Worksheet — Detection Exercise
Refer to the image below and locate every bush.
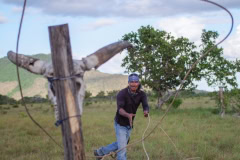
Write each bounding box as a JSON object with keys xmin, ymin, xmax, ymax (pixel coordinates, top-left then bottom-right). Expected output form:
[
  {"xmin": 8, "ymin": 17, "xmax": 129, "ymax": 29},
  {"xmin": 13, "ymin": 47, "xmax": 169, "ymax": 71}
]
[
  {"xmin": 3, "ymin": 106, "xmax": 10, "ymax": 110},
  {"xmin": 18, "ymin": 95, "xmax": 50, "ymax": 104},
  {"xmin": 12, "ymin": 104, "xmax": 19, "ymax": 108},
  {"xmin": 95, "ymin": 91, "xmax": 105, "ymax": 98},
  {"xmin": 85, "ymin": 90, "xmax": 92, "ymax": 99},
  {"xmin": 84, "ymin": 101, "xmax": 92, "ymax": 106},
  {"xmin": 0, "ymin": 94, "xmax": 17, "ymax": 105},
  {"xmin": 0, "ymin": 110, "xmax": 7, "ymax": 115},
  {"xmin": 166, "ymin": 97, "xmax": 183, "ymax": 109},
  {"xmin": 210, "ymin": 88, "xmax": 240, "ymax": 114}
]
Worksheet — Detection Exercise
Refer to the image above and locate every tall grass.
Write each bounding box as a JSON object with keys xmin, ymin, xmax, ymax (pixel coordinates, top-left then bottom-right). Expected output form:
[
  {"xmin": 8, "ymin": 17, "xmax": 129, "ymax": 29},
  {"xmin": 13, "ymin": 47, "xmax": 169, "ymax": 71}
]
[{"xmin": 0, "ymin": 98, "xmax": 240, "ymax": 160}]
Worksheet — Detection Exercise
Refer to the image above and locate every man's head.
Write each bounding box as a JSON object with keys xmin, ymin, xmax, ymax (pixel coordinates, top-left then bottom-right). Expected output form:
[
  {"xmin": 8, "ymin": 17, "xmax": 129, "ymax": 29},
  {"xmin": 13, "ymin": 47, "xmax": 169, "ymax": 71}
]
[{"xmin": 128, "ymin": 73, "xmax": 140, "ymax": 92}]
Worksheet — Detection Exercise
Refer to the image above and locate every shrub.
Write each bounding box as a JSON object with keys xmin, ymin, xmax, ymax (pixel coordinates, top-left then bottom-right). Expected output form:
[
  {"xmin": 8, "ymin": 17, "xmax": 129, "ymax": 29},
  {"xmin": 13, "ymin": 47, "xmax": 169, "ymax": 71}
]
[
  {"xmin": 3, "ymin": 106, "xmax": 10, "ymax": 110},
  {"xmin": 12, "ymin": 104, "xmax": 19, "ymax": 108},
  {"xmin": 0, "ymin": 110, "xmax": 7, "ymax": 115},
  {"xmin": 0, "ymin": 94, "xmax": 17, "ymax": 105},
  {"xmin": 85, "ymin": 101, "xmax": 92, "ymax": 106},
  {"xmin": 166, "ymin": 97, "xmax": 183, "ymax": 109},
  {"xmin": 85, "ymin": 90, "xmax": 92, "ymax": 99},
  {"xmin": 210, "ymin": 88, "xmax": 240, "ymax": 114},
  {"xmin": 95, "ymin": 91, "xmax": 105, "ymax": 98}
]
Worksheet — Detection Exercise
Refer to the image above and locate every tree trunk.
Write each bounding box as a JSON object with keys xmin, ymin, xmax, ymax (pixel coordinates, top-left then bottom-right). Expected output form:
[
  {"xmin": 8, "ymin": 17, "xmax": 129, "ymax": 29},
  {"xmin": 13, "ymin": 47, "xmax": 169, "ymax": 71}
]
[
  {"xmin": 155, "ymin": 90, "xmax": 176, "ymax": 109},
  {"xmin": 156, "ymin": 91, "xmax": 162, "ymax": 109}
]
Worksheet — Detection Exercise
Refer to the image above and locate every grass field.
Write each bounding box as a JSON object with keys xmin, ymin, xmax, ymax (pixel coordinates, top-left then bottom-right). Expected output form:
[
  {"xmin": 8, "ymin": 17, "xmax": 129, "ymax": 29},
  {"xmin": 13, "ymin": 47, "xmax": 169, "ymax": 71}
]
[{"xmin": 0, "ymin": 97, "xmax": 240, "ymax": 160}]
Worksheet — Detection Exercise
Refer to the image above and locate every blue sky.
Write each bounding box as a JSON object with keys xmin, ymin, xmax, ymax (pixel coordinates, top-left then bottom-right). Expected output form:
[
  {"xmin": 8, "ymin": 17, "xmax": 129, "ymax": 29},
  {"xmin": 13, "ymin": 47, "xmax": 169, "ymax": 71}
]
[{"xmin": 0, "ymin": 0, "xmax": 240, "ymax": 91}]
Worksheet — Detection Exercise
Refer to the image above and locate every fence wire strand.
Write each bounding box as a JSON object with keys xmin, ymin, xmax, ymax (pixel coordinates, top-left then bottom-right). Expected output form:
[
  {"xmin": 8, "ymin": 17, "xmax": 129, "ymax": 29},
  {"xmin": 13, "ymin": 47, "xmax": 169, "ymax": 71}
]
[{"xmin": 15, "ymin": 0, "xmax": 63, "ymax": 149}]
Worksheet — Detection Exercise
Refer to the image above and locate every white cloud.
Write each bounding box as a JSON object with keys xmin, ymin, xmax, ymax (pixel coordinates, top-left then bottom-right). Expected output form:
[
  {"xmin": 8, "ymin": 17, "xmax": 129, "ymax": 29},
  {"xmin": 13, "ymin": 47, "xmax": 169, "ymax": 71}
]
[
  {"xmin": 0, "ymin": 14, "xmax": 7, "ymax": 23},
  {"xmin": 156, "ymin": 16, "xmax": 205, "ymax": 43},
  {"xmin": 12, "ymin": 6, "xmax": 41, "ymax": 14},
  {"xmin": 222, "ymin": 25, "xmax": 240, "ymax": 59},
  {"xmin": 2, "ymin": 0, "xmax": 240, "ymax": 18},
  {"xmin": 97, "ymin": 51, "xmax": 127, "ymax": 74},
  {"xmin": 83, "ymin": 18, "xmax": 117, "ymax": 30}
]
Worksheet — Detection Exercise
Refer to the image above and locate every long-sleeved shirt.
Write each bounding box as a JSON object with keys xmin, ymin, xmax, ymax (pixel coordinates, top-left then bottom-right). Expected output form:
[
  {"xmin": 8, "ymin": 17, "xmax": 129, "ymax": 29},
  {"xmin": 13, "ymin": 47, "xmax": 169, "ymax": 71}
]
[{"xmin": 114, "ymin": 87, "xmax": 149, "ymax": 126}]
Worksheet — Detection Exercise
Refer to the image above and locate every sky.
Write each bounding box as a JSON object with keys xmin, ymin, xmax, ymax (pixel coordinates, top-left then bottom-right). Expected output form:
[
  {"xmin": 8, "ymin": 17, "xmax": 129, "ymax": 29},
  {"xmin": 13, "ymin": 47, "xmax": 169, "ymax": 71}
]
[{"xmin": 0, "ymin": 0, "xmax": 240, "ymax": 91}]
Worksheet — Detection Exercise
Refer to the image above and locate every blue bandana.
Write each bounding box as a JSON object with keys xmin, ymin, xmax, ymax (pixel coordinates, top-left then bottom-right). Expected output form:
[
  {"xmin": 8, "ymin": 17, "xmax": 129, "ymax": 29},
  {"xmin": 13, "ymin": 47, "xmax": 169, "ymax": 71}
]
[{"xmin": 128, "ymin": 73, "xmax": 139, "ymax": 82}]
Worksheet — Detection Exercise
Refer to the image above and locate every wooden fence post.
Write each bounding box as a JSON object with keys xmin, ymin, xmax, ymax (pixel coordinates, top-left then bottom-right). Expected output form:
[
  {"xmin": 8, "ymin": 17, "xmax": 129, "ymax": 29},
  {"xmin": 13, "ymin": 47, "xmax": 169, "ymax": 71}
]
[
  {"xmin": 48, "ymin": 24, "xmax": 86, "ymax": 160},
  {"xmin": 219, "ymin": 86, "xmax": 225, "ymax": 118}
]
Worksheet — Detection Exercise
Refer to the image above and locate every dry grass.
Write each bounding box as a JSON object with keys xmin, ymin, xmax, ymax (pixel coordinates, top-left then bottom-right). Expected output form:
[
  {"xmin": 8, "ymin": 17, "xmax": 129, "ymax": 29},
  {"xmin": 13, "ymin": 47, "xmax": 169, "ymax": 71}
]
[{"xmin": 0, "ymin": 98, "xmax": 240, "ymax": 160}]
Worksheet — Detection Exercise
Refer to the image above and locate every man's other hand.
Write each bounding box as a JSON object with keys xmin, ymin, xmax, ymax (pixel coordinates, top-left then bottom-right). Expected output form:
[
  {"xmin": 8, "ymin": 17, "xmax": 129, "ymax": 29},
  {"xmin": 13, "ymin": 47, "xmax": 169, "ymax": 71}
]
[
  {"xmin": 127, "ymin": 113, "xmax": 136, "ymax": 127},
  {"xmin": 144, "ymin": 110, "xmax": 149, "ymax": 117}
]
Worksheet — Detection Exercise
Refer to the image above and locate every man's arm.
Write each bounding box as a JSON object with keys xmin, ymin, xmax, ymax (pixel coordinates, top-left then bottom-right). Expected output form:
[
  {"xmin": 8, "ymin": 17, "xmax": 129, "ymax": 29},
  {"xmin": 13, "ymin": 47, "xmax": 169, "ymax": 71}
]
[
  {"xmin": 119, "ymin": 108, "xmax": 135, "ymax": 127},
  {"xmin": 142, "ymin": 92, "xmax": 150, "ymax": 117}
]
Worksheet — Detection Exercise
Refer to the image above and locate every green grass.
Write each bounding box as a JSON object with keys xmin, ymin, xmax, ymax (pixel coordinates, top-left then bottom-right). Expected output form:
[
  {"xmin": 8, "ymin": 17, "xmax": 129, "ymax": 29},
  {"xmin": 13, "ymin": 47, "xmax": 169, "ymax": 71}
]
[{"xmin": 0, "ymin": 98, "xmax": 240, "ymax": 160}]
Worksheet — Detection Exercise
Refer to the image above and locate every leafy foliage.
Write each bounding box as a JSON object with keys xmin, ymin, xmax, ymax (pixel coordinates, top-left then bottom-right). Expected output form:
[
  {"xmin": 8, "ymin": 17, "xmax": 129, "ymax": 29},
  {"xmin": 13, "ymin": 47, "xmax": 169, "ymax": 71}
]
[
  {"xmin": 199, "ymin": 30, "xmax": 240, "ymax": 88},
  {"xmin": 106, "ymin": 90, "xmax": 119, "ymax": 98},
  {"xmin": 211, "ymin": 88, "xmax": 240, "ymax": 114},
  {"xmin": 122, "ymin": 25, "xmax": 199, "ymax": 92},
  {"xmin": 18, "ymin": 95, "xmax": 50, "ymax": 104},
  {"xmin": 166, "ymin": 97, "xmax": 183, "ymax": 109},
  {"xmin": 95, "ymin": 91, "xmax": 105, "ymax": 98},
  {"xmin": 122, "ymin": 26, "xmax": 239, "ymax": 108},
  {"xmin": 85, "ymin": 90, "xmax": 92, "ymax": 99},
  {"xmin": 0, "ymin": 94, "xmax": 17, "ymax": 105}
]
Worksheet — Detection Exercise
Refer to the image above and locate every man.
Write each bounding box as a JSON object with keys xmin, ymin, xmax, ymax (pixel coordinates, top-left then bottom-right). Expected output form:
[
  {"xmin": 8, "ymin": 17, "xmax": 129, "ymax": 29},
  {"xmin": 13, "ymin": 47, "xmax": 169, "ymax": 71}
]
[{"xmin": 94, "ymin": 73, "xmax": 149, "ymax": 160}]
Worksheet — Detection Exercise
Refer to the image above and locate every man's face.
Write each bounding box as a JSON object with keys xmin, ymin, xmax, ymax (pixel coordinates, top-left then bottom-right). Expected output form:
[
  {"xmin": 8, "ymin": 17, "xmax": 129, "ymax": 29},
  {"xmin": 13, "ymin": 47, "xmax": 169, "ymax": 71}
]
[{"xmin": 128, "ymin": 81, "xmax": 140, "ymax": 92}]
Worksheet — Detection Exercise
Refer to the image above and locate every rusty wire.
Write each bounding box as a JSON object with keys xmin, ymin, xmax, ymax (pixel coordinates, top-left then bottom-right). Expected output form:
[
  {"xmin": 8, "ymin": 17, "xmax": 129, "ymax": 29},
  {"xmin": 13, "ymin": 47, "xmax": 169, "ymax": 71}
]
[{"xmin": 15, "ymin": 0, "xmax": 63, "ymax": 149}]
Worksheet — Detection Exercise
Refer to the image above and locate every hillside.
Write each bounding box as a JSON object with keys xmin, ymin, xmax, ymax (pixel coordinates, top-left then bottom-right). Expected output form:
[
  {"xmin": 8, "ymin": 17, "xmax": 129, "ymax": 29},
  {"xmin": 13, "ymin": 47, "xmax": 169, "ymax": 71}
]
[{"xmin": 0, "ymin": 54, "xmax": 128, "ymax": 99}]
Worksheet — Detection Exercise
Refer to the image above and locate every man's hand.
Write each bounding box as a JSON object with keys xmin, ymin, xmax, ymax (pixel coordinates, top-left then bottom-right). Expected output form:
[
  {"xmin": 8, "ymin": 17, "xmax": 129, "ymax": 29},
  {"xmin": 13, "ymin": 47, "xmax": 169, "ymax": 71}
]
[
  {"xmin": 127, "ymin": 113, "xmax": 136, "ymax": 127},
  {"xmin": 144, "ymin": 110, "xmax": 149, "ymax": 117},
  {"xmin": 119, "ymin": 108, "xmax": 135, "ymax": 127}
]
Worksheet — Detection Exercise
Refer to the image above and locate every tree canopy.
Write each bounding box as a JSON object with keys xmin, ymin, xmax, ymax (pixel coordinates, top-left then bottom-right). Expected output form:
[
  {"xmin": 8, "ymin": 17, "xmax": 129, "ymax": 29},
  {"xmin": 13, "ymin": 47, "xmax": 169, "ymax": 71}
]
[{"xmin": 122, "ymin": 25, "xmax": 239, "ymax": 108}]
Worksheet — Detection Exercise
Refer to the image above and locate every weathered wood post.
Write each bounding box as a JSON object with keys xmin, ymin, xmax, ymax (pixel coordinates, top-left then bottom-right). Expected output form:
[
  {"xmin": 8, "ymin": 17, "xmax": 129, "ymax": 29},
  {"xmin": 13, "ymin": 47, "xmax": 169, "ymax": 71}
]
[
  {"xmin": 219, "ymin": 86, "xmax": 225, "ymax": 117},
  {"xmin": 48, "ymin": 24, "xmax": 86, "ymax": 160}
]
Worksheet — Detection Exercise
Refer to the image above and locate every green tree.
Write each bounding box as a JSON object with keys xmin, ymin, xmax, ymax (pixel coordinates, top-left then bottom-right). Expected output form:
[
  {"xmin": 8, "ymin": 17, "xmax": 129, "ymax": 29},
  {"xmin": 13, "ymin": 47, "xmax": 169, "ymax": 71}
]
[
  {"xmin": 107, "ymin": 90, "xmax": 119, "ymax": 100},
  {"xmin": 211, "ymin": 88, "xmax": 240, "ymax": 115},
  {"xmin": 85, "ymin": 90, "xmax": 92, "ymax": 99},
  {"xmin": 95, "ymin": 91, "xmax": 105, "ymax": 98},
  {"xmin": 226, "ymin": 89, "xmax": 240, "ymax": 114},
  {"xmin": 166, "ymin": 97, "xmax": 182, "ymax": 109},
  {"xmin": 122, "ymin": 25, "xmax": 199, "ymax": 108},
  {"xmin": 122, "ymin": 26, "xmax": 239, "ymax": 109},
  {"xmin": 199, "ymin": 30, "xmax": 240, "ymax": 88}
]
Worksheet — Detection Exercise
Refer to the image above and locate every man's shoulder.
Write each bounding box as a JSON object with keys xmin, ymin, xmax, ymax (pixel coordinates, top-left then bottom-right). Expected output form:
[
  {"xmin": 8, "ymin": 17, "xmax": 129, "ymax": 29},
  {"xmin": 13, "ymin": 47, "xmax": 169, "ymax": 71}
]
[
  {"xmin": 121, "ymin": 87, "xmax": 128, "ymax": 92},
  {"xmin": 118, "ymin": 87, "xmax": 128, "ymax": 95},
  {"xmin": 138, "ymin": 88, "xmax": 146, "ymax": 94}
]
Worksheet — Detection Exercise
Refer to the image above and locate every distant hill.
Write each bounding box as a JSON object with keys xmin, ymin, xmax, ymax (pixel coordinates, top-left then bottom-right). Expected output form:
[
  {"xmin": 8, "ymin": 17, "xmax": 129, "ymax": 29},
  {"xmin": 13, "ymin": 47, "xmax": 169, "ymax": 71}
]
[{"xmin": 0, "ymin": 54, "xmax": 128, "ymax": 99}]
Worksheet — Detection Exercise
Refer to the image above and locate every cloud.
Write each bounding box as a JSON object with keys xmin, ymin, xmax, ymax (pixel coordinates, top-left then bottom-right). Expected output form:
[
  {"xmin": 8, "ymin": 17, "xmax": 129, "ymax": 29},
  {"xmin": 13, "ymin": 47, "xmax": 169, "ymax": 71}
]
[
  {"xmin": 2, "ymin": 0, "xmax": 239, "ymax": 18},
  {"xmin": 83, "ymin": 18, "xmax": 117, "ymax": 30},
  {"xmin": 0, "ymin": 14, "xmax": 7, "ymax": 23},
  {"xmin": 156, "ymin": 16, "xmax": 240, "ymax": 59},
  {"xmin": 11, "ymin": 6, "xmax": 41, "ymax": 14},
  {"xmin": 97, "ymin": 51, "xmax": 127, "ymax": 74},
  {"xmin": 222, "ymin": 25, "xmax": 240, "ymax": 59},
  {"xmin": 157, "ymin": 16, "xmax": 205, "ymax": 43}
]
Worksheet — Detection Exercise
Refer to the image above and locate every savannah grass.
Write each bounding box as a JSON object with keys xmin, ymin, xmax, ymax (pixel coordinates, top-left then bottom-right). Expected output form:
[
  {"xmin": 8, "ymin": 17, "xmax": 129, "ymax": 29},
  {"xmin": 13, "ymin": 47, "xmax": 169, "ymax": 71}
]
[{"xmin": 0, "ymin": 97, "xmax": 240, "ymax": 160}]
